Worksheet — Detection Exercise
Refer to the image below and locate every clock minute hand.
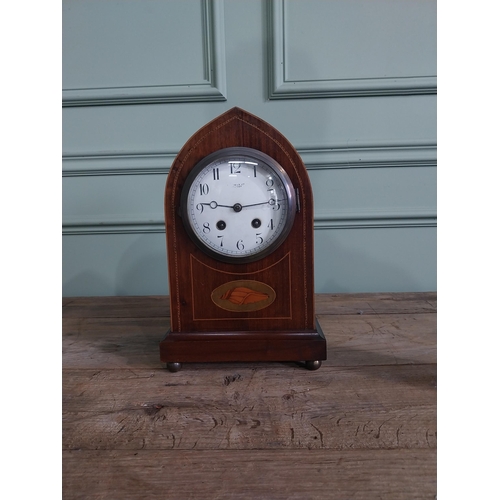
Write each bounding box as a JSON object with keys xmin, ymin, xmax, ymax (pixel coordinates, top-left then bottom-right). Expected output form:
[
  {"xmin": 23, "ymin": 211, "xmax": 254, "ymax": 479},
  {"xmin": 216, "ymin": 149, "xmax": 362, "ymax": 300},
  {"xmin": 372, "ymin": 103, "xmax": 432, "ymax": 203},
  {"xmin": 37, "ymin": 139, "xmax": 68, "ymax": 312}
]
[
  {"xmin": 241, "ymin": 198, "xmax": 284, "ymax": 208},
  {"xmin": 198, "ymin": 199, "xmax": 285, "ymax": 212},
  {"xmin": 200, "ymin": 201, "xmax": 274, "ymax": 212}
]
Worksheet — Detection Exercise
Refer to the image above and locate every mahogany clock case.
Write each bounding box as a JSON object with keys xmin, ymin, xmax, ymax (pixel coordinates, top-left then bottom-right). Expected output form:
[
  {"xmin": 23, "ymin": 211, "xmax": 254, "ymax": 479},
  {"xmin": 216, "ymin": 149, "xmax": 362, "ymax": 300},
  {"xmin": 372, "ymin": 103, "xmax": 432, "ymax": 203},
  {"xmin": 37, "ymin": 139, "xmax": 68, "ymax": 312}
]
[{"xmin": 160, "ymin": 107, "xmax": 326, "ymax": 367}]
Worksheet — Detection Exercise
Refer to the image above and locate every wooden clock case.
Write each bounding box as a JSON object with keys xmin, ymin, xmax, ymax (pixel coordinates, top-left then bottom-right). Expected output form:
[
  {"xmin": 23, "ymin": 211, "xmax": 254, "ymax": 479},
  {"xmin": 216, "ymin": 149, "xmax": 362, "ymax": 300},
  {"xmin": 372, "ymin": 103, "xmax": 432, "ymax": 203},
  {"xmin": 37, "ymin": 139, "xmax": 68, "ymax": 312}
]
[{"xmin": 159, "ymin": 107, "xmax": 326, "ymax": 369}]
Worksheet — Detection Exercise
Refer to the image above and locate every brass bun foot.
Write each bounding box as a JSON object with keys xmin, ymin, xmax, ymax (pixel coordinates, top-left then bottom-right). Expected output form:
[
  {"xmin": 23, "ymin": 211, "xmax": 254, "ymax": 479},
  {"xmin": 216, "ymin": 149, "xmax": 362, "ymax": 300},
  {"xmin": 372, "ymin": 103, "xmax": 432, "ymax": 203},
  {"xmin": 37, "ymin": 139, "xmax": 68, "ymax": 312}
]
[
  {"xmin": 166, "ymin": 362, "xmax": 182, "ymax": 372},
  {"xmin": 305, "ymin": 360, "xmax": 322, "ymax": 371}
]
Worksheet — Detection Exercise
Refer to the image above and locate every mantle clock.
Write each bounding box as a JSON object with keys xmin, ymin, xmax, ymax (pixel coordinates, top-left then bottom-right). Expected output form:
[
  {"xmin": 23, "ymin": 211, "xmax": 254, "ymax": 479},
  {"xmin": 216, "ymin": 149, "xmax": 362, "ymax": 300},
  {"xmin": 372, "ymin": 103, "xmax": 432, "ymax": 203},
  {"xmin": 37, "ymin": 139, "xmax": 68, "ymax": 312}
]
[{"xmin": 159, "ymin": 107, "xmax": 326, "ymax": 371}]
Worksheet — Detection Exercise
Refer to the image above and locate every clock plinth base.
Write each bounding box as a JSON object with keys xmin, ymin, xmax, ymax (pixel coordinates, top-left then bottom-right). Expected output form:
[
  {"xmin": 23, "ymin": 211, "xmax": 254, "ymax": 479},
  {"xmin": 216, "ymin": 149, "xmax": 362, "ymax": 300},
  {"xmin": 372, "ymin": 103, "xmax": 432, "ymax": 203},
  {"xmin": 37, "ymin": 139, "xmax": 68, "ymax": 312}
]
[{"xmin": 159, "ymin": 320, "xmax": 326, "ymax": 370}]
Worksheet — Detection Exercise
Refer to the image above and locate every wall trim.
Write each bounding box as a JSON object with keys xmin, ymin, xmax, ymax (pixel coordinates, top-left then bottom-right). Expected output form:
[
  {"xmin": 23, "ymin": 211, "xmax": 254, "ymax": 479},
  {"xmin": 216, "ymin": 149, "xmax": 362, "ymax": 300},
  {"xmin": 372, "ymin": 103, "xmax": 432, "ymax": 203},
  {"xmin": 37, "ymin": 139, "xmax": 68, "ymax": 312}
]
[
  {"xmin": 63, "ymin": 208, "xmax": 436, "ymax": 236},
  {"xmin": 268, "ymin": 0, "xmax": 437, "ymax": 99},
  {"xmin": 63, "ymin": 217, "xmax": 166, "ymax": 235},
  {"xmin": 62, "ymin": 0, "xmax": 226, "ymax": 106},
  {"xmin": 314, "ymin": 208, "xmax": 436, "ymax": 230},
  {"xmin": 299, "ymin": 141, "xmax": 436, "ymax": 170},
  {"xmin": 62, "ymin": 152, "xmax": 177, "ymax": 177},
  {"xmin": 62, "ymin": 141, "xmax": 436, "ymax": 177},
  {"xmin": 63, "ymin": 141, "xmax": 436, "ymax": 234}
]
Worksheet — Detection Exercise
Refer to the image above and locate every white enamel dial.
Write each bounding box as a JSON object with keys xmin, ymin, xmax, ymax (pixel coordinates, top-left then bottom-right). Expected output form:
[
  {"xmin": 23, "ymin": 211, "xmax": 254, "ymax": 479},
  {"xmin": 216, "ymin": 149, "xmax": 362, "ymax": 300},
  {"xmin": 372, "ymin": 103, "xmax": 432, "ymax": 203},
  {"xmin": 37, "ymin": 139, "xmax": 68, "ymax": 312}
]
[{"xmin": 180, "ymin": 147, "xmax": 296, "ymax": 263}]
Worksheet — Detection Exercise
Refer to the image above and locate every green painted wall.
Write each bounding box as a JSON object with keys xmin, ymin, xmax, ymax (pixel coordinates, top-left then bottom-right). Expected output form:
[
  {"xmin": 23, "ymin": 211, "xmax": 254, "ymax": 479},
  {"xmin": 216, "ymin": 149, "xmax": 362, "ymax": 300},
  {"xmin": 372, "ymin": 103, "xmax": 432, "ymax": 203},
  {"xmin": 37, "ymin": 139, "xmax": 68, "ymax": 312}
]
[{"xmin": 62, "ymin": 0, "xmax": 436, "ymax": 296}]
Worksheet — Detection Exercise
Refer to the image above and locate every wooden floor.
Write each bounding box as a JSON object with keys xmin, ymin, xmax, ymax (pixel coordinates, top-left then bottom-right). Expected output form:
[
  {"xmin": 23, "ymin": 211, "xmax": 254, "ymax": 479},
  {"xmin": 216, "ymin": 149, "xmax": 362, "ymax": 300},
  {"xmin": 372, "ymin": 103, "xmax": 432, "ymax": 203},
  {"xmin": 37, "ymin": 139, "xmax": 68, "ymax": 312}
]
[{"xmin": 63, "ymin": 293, "xmax": 437, "ymax": 499}]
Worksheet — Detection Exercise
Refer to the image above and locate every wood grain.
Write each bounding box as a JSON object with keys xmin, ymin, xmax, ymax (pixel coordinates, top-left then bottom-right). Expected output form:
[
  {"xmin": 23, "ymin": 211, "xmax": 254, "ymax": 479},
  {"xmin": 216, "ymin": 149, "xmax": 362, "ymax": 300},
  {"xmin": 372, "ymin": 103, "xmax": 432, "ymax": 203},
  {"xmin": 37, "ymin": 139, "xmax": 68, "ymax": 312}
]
[
  {"xmin": 315, "ymin": 292, "xmax": 436, "ymax": 315},
  {"xmin": 63, "ymin": 449, "xmax": 437, "ymax": 500},
  {"xmin": 61, "ymin": 292, "xmax": 437, "ymax": 318},
  {"xmin": 62, "ymin": 313, "xmax": 435, "ymax": 369},
  {"xmin": 62, "ymin": 293, "xmax": 436, "ymax": 499},
  {"xmin": 62, "ymin": 296, "xmax": 170, "ymax": 318},
  {"xmin": 63, "ymin": 364, "xmax": 435, "ymax": 451}
]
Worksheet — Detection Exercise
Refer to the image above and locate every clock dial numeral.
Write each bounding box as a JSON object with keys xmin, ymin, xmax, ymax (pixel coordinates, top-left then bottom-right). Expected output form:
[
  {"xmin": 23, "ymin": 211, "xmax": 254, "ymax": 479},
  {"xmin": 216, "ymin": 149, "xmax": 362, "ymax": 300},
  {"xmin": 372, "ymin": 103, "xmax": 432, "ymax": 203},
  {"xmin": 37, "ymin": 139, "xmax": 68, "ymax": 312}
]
[
  {"xmin": 213, "ymin": 168, "xmax": 219, "ymax": 180},
  {"xmin": 196, "ymin": 203, "xmax": 204, "ymax": 213},
  {"xmin": 217, "ymin": 235, "xmax": 224, "ymax": 247},
  {"xmin": 230, "ymin": 163, "xmax": 241, "ymax": 174},
  {"xmin": 268, "ymin": 220, "xmax": 274, "ymax": 230},
  {"xmin": 203, "ymin": 222, "xmax": 211, "ymax": 233},
  {"xmin": 256, "ymin": 233, "xmax": 263, "ymax": 245},
  {"xmin": 236, "ymin": 239, "xmax": 244, "ymax": 250},
  {"xmin": 199, "ymin": 183, "xmax": 210, "ymax": 196}
]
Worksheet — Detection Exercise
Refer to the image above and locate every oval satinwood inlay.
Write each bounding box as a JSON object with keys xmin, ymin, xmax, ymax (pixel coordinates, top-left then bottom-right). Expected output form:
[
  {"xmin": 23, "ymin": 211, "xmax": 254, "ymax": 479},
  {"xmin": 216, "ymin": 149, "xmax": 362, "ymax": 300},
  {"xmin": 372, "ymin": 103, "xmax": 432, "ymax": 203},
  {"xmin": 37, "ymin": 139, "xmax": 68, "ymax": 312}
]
[{"xmin": 211, "ymin": 280, "xmax": 276, "ymax": 312}]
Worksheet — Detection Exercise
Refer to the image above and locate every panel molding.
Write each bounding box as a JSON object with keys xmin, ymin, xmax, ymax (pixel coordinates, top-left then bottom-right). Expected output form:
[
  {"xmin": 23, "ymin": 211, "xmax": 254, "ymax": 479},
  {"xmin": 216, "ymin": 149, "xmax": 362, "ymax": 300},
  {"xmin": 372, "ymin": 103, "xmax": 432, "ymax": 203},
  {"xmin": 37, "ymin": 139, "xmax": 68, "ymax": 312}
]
[
  {"xmin": 63, "ymin": 207, "xmax": 437, "ymax": 236},
  {"xmin": 63, "ymin": 216, "xmax": 166, "ymax": 235},
  {"xmin": 62, "ymin": 208, "xmax": 437, "ymax": 236},
  {"xmin": 268, "ymin": 0, "xmax": 437, "ymax": 99},
  {"xmin": 299, "ymin": 141, "xmax": 436, "ymax": 170},
  {"xmin": 62, "ymin": 0, "xmax": 226, "ymax": 106},
  {"xmin": 62, "ymin": 152, "xmax": 177, "ymax": 177},
  {"xmin": 62, "ymin": 140, "xmax": 436, "ymax": 234},
  {"xmin": 314, "ymin": 208, "xmax": 436, "ymax": 230},
  {"xmin": 62, "ymin": 141, "xmax": 436, "ymax": 177}
]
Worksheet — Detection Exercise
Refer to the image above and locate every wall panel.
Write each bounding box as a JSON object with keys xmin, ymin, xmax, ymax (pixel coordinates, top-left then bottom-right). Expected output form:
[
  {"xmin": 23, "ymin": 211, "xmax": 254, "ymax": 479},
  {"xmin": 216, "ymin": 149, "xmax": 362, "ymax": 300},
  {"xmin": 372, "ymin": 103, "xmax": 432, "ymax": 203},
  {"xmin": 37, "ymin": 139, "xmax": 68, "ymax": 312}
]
[
  {"xmin": 269, "ymin": 0, "xmax": 436, "ymax": 98},
  {"xmin": 62, "ymin": 233, "xmax": 168, "ymax": 296},
  {"xmin": 314, "ymin": 227, "xmax": 437, "ymax": 293},
  {"xmin": 62, "ymin": 0, "xmax": 226, "ymax": 105},
  {"xmin": 62, "ymin": 0, "xmax": 436, "ymax": 296}
]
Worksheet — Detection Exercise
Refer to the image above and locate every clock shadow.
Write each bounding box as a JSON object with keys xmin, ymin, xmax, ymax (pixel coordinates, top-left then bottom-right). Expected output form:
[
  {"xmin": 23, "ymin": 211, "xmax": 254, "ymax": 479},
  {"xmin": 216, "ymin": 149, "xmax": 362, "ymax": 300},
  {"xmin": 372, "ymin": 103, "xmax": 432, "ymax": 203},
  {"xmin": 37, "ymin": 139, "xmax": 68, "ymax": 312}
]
[
  {"xmin": 72, "ymin": 235, "xmax": 170, "ymax": 368},
  {"xmin": 167, "ymin": 361, "xmax": 305, "ymax": 372}
]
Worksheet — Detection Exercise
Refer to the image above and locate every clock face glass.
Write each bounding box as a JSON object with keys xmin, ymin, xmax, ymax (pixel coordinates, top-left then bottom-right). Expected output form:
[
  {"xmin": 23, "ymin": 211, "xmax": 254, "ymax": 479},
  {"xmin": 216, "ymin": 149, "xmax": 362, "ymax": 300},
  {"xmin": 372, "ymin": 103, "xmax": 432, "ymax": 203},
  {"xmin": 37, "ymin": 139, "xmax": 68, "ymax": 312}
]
[{"xmin": 180, "ymin": 147, "xmax": 296, "ymax": 263}]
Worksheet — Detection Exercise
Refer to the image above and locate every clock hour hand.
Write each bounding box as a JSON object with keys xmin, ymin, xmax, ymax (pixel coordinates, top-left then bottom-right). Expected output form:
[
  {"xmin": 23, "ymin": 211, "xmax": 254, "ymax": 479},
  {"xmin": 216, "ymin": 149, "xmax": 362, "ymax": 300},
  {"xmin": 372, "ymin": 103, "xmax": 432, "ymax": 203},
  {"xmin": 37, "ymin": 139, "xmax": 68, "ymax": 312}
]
[{"xmin": 197, "ymin": 201, "xmax": 234, "ymax": 211}]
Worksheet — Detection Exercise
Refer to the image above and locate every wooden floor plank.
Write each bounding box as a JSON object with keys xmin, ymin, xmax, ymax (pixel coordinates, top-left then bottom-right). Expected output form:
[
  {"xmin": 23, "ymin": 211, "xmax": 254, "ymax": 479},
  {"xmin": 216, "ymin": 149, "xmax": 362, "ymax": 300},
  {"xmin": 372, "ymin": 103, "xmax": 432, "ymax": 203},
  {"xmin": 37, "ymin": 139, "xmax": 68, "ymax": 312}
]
[
  {"xmin": 62, "ymin": 296, "xmax": 170, "ymax": 318},
  {"xmin": 62, "ymin": 292, "xmax": 436, "ymax": 318},
  {"xmin": 315, "ymin": 292, "xmax": 436, "ymax": 315},
  {"xmin": 63, "ymin": 448, "xmax": 436, "ymax": 500},
  {"xmin": 63, "ymin": 364, "xmax": 436, "ymax": 451},
  {"xmin": 62, "ymin": 313, "xmax": 435, "ymax": 369},
  {"xmin": 62, "ymin": 294, "xmax": 437, "ymax": 499},
  {"xmin": 319, "ymin": 313, "xmax": 436, "ymax": 367}
]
